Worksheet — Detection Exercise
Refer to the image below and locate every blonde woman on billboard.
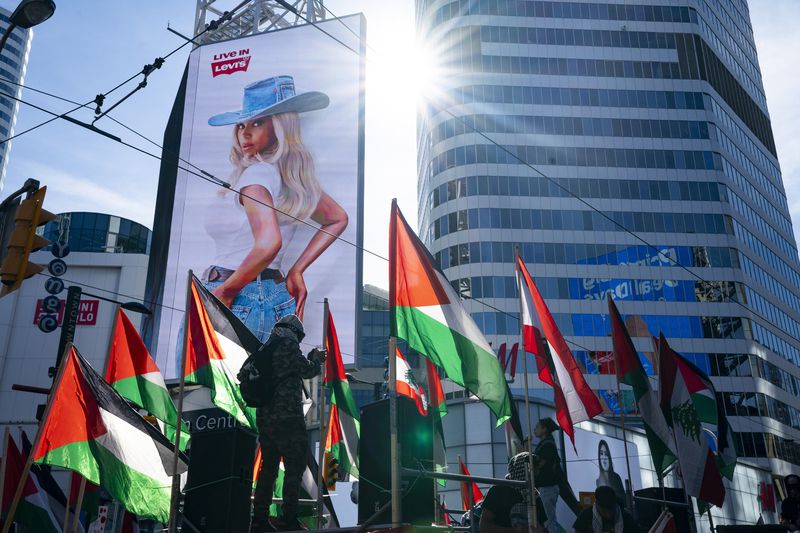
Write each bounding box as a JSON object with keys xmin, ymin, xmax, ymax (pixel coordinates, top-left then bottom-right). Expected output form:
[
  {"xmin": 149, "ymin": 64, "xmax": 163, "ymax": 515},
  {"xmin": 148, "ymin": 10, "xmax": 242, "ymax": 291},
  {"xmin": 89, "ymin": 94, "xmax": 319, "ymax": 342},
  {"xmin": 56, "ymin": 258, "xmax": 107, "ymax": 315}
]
[{"xmin": 204, "ymin": 75, "xmax": 348, "ymax": 341}]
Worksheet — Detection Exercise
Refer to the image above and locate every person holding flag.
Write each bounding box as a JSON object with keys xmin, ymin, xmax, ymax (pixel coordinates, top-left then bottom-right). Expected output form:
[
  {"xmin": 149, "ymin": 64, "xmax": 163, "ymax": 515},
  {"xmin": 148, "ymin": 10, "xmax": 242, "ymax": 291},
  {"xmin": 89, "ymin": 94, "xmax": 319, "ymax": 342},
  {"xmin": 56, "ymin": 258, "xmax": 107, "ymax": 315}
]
[{"xmin": 248, "ymin": 315, "xmax": 326, "ymax": 533}]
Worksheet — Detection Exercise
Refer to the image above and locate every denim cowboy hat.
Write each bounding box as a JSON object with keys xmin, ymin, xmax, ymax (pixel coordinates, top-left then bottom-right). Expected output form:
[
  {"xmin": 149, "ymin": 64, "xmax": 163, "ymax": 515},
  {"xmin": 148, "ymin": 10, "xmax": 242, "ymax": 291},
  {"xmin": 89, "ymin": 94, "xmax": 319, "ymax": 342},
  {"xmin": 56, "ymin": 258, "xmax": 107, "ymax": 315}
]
[{"xmin": 208, "ymin": 75, "xmax": 329, "ymax": 126}]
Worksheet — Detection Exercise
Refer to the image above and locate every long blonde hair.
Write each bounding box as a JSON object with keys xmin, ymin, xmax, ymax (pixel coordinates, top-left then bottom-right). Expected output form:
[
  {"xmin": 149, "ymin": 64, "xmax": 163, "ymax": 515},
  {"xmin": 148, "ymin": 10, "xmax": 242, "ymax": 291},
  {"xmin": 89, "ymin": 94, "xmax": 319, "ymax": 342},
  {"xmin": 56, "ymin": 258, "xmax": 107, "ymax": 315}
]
[{"xmin": 226, "ymin": 112, "xmax": 321, "ymax": 221}]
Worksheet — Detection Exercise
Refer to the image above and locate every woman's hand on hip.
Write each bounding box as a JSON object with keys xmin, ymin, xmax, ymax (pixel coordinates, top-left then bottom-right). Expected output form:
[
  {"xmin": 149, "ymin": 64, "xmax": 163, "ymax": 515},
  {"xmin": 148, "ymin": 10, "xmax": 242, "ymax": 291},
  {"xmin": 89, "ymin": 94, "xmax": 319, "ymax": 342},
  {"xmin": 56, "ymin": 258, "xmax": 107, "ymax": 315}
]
[
  {"xmin": 286, "ymin": 269, "xmax": 307, "ymax": 319},
  {"xmin": 212, "ymin": 285, "xmax": 235, "ymax": 308}
]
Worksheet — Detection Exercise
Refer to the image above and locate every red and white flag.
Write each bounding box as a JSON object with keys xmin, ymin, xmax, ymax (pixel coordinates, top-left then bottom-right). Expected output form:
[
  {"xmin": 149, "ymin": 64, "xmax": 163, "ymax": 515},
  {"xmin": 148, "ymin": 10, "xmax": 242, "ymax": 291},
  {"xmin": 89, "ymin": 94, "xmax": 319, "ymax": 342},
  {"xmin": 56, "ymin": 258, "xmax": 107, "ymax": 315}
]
[
  {"xmin": 396, "ymin": 348, "xmax": 428, "ymax": 416},
  {"xmin": 516, "ymin": 255, "xmax": 601, "ymax": 440}
]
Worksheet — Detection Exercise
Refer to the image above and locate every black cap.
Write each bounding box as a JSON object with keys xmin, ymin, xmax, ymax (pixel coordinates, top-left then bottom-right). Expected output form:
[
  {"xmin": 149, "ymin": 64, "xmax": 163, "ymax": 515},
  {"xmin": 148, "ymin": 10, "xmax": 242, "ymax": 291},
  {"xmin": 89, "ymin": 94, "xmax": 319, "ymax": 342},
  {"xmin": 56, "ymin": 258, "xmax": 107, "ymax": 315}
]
[
  {"xmin": 787, "ymin": 474, "xmax": 800, "ymax": 487},
  {"xmin": 595, "ymin": 485, "xmax": 617, "ymax": 509},
  {"xmin": 538, "ymin": 417, "xmax": 558, "ymax": 434}
]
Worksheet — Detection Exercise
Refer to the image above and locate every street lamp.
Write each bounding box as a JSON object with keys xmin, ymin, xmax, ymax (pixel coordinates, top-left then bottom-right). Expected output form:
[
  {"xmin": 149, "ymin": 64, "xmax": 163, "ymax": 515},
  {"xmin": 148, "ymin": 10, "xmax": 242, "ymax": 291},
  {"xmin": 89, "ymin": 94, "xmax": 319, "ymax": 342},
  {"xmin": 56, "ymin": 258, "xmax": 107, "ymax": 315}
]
[{"xmin": 0, "ymin": 0, "xmax": 56, "ymax": 51}]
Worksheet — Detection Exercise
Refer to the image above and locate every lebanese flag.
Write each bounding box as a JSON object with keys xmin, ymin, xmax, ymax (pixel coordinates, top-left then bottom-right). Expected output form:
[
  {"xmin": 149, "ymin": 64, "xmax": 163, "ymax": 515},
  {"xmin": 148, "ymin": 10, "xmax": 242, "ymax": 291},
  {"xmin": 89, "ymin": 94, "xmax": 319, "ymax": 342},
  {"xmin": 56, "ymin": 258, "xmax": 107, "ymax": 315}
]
[
  {"xmin": 183, "ymin": 274, "xmax": 260, "ymax": 429},
  {"xmin": 608, "ymin": 296, "xmax": 676, "ymax": 475},
  {"xmin": 323, "ymin": 310, "xmax": 360, "ymax": 480},
  {"xmin": 1, "ymin": 431, "xmax": 61, "ymax": 532},
  {"xmin": 658, "ymin": 334, "xmax": 725, "ymax": 507},
  {"xmin": 106, "ymin": 309, "xmax": 189, "ymax": 451},
  {"xmin": 390, "ymin": 201, "xmax": 511, "ymax": 425},
  {"xmin": 32, "ymin": 346, "xmax": 189, "ymax": 523},
  {"xmin": 517, "ymin": 255, "xmax": 601, "ymax": 441},
  {"xmin": 458, "ymin": 458, "xmax": 484, "ymax": 510},
  {"xmin": 396, "ymin": 348, "xmax": 428, "ymax": 416}
]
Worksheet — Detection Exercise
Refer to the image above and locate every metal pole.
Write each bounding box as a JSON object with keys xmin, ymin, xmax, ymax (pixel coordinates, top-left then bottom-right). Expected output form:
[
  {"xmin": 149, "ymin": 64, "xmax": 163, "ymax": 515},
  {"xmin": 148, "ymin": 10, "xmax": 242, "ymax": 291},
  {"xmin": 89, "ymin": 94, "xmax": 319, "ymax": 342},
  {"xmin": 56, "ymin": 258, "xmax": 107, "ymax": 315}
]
[
  {"xmin": 388, "ymin": 336, "xmax": 401, "ymax": 526},
  {"xmin": 468, "ymin": 476, "xmax": 476, "ymax": 533},
  {"xmin": 168, "ymin": 271, "xmax": 193, "ymax": 533},
  {"xmin": 317, "ymin": 298, "xmax": 329, "ymax": 528},
  {"xmin": 56, "ymin": 286, "xmax": 82, "ymax": 370}
]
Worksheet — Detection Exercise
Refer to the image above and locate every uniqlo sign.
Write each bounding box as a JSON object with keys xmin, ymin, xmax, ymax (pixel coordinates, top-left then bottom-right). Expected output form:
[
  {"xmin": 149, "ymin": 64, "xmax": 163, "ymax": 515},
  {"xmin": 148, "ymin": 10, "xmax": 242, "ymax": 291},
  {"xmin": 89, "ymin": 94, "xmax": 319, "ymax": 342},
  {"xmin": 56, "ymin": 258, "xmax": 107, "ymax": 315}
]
[{"xmin": 34, "ymin": 299, "xmax": 99, "ymax": 326}]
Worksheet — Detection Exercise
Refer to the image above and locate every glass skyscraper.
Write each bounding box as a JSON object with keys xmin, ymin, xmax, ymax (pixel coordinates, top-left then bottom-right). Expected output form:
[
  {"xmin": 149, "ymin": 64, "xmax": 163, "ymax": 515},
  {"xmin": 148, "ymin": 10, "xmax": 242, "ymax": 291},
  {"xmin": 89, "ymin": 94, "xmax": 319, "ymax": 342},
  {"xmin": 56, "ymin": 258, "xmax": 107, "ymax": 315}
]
[
  {"xmin": 0, "ymin": 8, "xmax": 31, "ymax": 190},
  {"xmin": 416, "ymin": 0, "xmax": 800, "ymax": 476}
]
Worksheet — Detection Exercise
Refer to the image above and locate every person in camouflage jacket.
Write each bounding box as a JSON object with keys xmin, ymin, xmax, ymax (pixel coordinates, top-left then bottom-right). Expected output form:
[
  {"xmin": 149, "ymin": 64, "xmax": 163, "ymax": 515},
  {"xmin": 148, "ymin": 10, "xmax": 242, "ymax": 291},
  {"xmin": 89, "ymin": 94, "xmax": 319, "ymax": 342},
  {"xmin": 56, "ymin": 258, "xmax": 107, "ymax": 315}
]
[{"xmin": 251, "ymin": 315, "xmax": 325, "ymax": 533}]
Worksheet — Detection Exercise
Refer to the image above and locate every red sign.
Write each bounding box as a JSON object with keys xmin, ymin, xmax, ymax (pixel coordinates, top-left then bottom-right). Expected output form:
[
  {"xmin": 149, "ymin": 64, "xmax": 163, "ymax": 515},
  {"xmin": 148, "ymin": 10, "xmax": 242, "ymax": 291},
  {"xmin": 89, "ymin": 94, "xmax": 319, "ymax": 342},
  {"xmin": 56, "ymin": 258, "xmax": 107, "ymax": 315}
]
[
  {"xmin": 34, "ymin": 299, "xmax": 99, "ymax": 326},
  {"xmin": 211, "ymin": 49, "xmax": 251, "ymax": 77}
]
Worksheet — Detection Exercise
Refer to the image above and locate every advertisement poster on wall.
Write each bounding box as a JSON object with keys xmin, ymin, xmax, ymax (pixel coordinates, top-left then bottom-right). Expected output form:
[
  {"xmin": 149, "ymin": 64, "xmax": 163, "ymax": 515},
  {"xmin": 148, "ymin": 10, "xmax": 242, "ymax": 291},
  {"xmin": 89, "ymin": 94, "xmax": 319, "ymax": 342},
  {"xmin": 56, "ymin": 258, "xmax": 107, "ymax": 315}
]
[
  {"xmin": 151, "ymin": 16, "xmax": 365, "ymax": 375},
  {"xmin": 557, "ymin": 428, "xmax": 642, "ymax": 525}
]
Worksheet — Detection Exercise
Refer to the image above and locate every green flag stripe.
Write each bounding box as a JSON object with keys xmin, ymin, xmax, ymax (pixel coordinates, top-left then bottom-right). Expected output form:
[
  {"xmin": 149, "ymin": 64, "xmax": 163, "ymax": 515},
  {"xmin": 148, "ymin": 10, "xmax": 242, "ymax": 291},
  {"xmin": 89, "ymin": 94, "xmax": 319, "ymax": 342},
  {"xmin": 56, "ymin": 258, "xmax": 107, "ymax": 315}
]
[
  {"xmin": 14, "ymin": 500, "xmax": 59, "ymax": 533},
  {"xmin": 329, "ymin": 379, "xmax": 360, "ymax": 422},
  {"xmin": 35, "ymin": 440, "xmax": 172, "ymax": 523},
  {"xmin": 113, "ymin": 375, "xmax": 179, "ymax": 426},
  {"xmin": 186, "ymin": 360, "xmax": 256, "ymax": 429},
  {"xmin": 395, "ymin": 306, "xmax": 511, "ymax": 425}
]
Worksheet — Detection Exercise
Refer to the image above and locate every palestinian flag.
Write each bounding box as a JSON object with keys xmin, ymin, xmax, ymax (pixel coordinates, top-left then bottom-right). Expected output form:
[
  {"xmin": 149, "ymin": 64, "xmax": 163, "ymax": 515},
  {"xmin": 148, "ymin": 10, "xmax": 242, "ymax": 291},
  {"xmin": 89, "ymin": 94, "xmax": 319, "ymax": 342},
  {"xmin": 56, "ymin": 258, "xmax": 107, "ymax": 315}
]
[
  {"xmin": 608, "ymin": 296, "xmax": 676, "ymax": 475},
  {"xmin": 517, "ymin": 254, "xmax": 601, "ymax": 442},
  {"xmin": 106, "ymin": 309, "xmax": 189, "ymax": 451},
  {"xmin": 19, "ymin": 431, "xmax": 83, "ymax": 532},
  {"xmin": 396, "ymin": 348, "xmax": 428, "ymax": 416},
  {"xmin": 658, "ymin": 334, "xmax": 725, "ymax": 507},
  {"xmin": 425, "ymin": 358, "xmax": 447, "ymax": 486},
  {"xmin": 32, "ymin": 346, "xmax": 189, "ymax": 523},
  {"xmin": 390, "ymin": 201, "xmax": 511, "ymax": 425},
  {"xmin": 324, "ymin": 310, "xmax": 360, "ymax": 480},
  {"xmin": 183, "ymin": 274, "xmax": 260, "ymax": 429},
  {"xmin": 1, "ymin": 431, "xmax": 60, "ymax": 532},
  {"xmin": 458, "ymin": 458, "xmax": 484, "ymax": 510}
]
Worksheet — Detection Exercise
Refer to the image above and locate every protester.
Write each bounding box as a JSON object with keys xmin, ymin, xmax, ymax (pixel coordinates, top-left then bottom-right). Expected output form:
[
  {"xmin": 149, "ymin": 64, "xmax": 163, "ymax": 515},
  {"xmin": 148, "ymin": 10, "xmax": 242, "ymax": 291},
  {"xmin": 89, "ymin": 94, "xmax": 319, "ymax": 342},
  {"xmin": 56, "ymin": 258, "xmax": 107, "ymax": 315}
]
[
  {"xmin": 781, "ymin": 474, "xmax": 800, "ymax": 531},
  {"xmin": 249, "ymin": 315, "xmax": 325, "ymax": 533},
  {"xmin": 573, "ymin": 486, "xmax": 641, "ymax": 533},
  {"xmin": 479, "ymin": 452, "xmax": 546, "ymax": 533},
  {"xmin": 532, "ymin": 417, "xmax": 563, "ymax": 533}
]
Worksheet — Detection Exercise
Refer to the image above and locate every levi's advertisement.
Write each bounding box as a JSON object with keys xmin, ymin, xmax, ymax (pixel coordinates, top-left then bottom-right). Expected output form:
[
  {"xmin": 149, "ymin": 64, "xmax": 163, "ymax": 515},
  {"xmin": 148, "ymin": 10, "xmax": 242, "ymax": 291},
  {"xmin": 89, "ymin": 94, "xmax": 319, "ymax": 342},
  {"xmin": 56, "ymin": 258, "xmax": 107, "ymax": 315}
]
[{"xmin": 152, "ymin": 16, "xmax": 365, "ymax": 375}]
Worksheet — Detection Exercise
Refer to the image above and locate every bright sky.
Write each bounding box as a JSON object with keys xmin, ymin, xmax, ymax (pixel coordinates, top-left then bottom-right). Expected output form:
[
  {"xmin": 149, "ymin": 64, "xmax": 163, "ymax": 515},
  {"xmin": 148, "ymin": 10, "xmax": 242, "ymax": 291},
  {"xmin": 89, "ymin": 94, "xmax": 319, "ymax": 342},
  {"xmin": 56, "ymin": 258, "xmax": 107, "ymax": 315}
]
[{"xmin": 1, "ymin": 0, "xmax": 799, "ymax": 294}]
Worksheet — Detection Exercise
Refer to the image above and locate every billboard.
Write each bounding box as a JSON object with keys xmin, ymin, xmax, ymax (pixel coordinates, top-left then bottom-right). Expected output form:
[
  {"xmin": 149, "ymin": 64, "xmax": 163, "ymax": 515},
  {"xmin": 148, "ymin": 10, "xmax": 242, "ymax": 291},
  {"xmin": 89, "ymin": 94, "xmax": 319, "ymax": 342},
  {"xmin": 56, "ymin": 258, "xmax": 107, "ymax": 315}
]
[
  {"xmin": 150, "ymin": 17, "xmax": 365, "ymax": 376},
  {"xmin": 556, "ymin": 428, "xmax": 642, "ymax": 525}
]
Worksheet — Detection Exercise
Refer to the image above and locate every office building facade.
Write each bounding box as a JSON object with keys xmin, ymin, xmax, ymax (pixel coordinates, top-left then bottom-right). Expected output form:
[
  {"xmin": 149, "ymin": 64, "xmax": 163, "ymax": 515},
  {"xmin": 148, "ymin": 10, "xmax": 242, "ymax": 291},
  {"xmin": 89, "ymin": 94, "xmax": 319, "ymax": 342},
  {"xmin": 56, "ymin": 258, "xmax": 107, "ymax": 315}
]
[
  {"xmin": 416, "ymin": 0, "xmax": 800, "ymax": 522},
  {"xmin": 0, "ymin": 8, "xmax": 31, "ymax": 190}
]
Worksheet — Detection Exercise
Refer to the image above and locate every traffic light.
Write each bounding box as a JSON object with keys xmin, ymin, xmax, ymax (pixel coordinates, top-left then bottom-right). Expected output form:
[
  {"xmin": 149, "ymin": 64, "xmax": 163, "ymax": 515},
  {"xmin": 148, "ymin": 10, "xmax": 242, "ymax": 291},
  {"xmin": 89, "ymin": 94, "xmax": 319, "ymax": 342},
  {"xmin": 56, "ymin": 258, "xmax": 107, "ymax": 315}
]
[
  {"xmin": 0, "ymin": 186, "xmax": 55, "ymax": 297},
  {"xmin": 323, "ymin": 451, "xmax": 339, "ymax": 490}
]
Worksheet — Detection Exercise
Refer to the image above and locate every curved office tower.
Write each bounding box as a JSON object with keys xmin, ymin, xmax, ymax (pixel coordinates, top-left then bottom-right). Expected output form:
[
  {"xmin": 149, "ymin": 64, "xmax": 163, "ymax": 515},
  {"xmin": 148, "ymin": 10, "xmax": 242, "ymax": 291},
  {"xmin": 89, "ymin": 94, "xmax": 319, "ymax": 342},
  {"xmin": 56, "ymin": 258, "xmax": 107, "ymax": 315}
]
[
  {"xmin": 416, "ymin": 0, "xmax": 800, "ymax": 497},
  {"xmin": 0, "ymin": 7, "xmax": 31, "ymax": 189}
]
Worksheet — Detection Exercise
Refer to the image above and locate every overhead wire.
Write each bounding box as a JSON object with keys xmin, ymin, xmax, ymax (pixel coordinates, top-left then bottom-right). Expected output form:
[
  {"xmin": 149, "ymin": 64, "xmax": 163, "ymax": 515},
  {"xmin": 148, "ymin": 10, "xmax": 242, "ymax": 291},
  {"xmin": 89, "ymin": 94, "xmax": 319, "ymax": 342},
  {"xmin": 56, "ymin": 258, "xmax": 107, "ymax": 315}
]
[
  {"xmin": 6, "ymin": 5, "xmax": 800, "ymax": 418},
  {"xmin": 3, "ymin": 13, "xmax": 795, "ymax": 367}
]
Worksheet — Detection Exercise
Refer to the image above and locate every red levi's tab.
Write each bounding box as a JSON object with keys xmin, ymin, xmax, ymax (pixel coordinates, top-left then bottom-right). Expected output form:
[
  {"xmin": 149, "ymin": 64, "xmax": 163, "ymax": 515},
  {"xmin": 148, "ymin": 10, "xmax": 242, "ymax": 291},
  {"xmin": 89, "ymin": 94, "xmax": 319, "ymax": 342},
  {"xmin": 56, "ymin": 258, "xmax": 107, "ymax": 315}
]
[{"xmin": 211, "ymin": 55, "xmax": 251, "ymax": 77}]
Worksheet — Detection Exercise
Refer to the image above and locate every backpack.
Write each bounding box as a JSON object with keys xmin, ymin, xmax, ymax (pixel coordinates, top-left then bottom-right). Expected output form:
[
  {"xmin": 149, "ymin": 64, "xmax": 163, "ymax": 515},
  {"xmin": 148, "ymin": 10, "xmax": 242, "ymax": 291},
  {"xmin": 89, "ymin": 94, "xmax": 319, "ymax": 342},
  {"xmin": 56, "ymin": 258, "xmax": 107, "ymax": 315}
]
[{"xmin": 237, "ymin": 338, "xmax": 277, "ymax": 408}]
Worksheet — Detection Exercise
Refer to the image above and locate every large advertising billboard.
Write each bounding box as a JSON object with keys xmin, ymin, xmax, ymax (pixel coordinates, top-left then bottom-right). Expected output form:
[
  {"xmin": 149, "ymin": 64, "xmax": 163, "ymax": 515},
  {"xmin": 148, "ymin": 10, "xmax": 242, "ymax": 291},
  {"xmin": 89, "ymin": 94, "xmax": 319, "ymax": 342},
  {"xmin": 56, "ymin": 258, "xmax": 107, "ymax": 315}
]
[{"xmin": 151, "ymin": 17, "xmax": 365, "ymax": 376}]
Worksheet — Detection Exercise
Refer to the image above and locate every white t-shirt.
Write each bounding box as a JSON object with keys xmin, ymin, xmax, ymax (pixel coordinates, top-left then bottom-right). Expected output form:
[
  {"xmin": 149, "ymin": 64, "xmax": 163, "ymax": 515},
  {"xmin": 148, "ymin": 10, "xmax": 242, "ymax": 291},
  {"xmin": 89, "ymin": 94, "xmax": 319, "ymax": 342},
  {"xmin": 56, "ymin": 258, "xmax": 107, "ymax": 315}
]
[{"xmin": 204, "ymin": 164, "xmax": 298, "ymax": 271}]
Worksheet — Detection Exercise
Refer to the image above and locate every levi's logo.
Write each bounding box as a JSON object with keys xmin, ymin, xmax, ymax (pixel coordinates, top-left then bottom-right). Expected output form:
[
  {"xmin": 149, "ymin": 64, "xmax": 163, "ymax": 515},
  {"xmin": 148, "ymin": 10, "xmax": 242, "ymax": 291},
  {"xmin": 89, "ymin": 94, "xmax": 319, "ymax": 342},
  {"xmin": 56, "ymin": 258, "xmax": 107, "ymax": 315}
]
[{"xmin": 211, "ymin": 48, "xmax": 251, "ymax": 77}]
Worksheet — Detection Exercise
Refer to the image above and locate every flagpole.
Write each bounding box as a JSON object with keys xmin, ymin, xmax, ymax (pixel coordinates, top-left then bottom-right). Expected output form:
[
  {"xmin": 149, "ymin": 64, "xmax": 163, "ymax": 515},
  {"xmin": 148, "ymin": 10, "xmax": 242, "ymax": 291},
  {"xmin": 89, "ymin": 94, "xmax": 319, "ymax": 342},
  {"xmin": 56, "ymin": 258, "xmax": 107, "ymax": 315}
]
[
  {"xmin": 62, "ymin": 476, "xmax": 73, "ymax": 533},
  {"xmin": 388, "ymin": 335, "xmax": 401, "ymax": 527},
  {"xmin": 168, "ymin": 270, "xmax": 193, "ymax": 533},
  {"xmin": 614, "ymin": 366, "xmax": 636, "ymax": 511},
  {"xmin": 514, "ymin": 248, "xmax": 538, "ymax": 532},
  {"xmin": 70, "ymin": 477, "xmax": 87, "ymax": 533},
  {"xmin": 0, "ymin": 428, "xmax": 8, "ymax": 524},
  {"xmin": 657, "ymin": 332, "xmax": 697, "ymax": 533},
  {"xmin": 429, "ymin": 363, "xmax": 439, "ymax": 526},
  {"xmin": 317, "ymin": 298, "xmax": 329, "ymax": 529},
  {"xmin": 2, "ymin": 342, "xmax": 74, "ymax": 533}
]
